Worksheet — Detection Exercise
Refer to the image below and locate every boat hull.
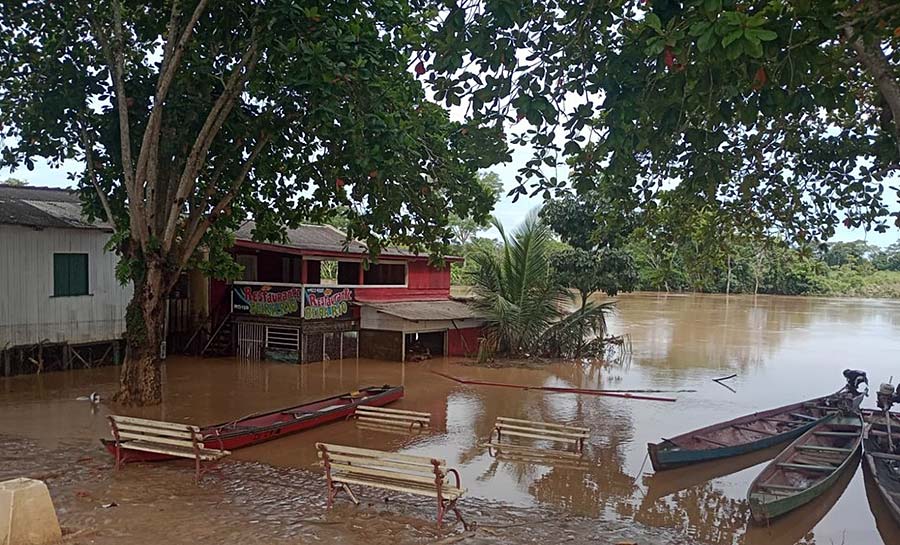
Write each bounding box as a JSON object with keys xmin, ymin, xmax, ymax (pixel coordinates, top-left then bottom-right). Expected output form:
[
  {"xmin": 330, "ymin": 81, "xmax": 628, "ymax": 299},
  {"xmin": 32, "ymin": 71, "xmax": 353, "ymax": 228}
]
[
  {"xmin": 747, "ymin": 412, "xmax": 863, "ymax": 523},
  {"xmin": 649, "ymin": 424, "xmax": 817, "ymax": 470},
  {"xmin": 862, "ymin": 413, "xmax": 900, "ymax": 527},
  {"xmin": 102, "ymin": 385, "xmax": 403, "ymax": 463},
  {"xmin": 648, "ymin": 391, "xmax": 843, "ymax": 471}
]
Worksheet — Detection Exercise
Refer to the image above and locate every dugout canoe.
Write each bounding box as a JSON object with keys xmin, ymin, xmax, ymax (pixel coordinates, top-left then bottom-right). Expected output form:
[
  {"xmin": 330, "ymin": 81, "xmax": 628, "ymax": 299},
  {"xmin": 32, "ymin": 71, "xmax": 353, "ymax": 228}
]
[
  {"xmin": 862, "ymin": 411, "xmax": 900, "ymax": 527},
  {"xmin": 101, "ymin": 385, "xmax": 403, "ymax": 462},
  {"xmin": 747, "ymin": 411, "xmax": 863, "ymax": 522},
  {"xmin": 648, "ymin": 390, "xmax": 847, "ymax": 471}
]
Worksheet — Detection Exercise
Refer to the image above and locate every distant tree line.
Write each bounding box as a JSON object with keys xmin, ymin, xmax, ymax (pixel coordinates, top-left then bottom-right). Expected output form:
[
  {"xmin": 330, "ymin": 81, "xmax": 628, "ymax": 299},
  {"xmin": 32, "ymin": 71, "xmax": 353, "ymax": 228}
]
[{"xmin": 452, "ymin": 194, "xmax": 900, "ymax": 300}]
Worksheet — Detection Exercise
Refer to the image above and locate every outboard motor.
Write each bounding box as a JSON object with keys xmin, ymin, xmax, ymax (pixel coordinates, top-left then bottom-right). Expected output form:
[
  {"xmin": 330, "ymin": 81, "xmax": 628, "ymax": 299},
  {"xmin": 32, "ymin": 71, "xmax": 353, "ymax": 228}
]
[
  {"xmin": 843, "ymin": 369, "xmax": 869, "ymax": 396},
  {"xmin": 877, "ymin": 382, "xmax": 900, "ymax": 412},
  {"xmin": 876, "ymin": 381, "xmax": 899, "ymax": 453}
]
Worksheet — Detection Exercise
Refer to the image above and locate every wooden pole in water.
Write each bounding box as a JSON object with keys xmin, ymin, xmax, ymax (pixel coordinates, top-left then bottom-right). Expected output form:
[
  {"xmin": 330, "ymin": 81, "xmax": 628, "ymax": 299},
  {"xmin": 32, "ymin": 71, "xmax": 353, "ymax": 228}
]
[{"xmin": 430, "ymin": 371, "xmax": 678, "ymax": 402}]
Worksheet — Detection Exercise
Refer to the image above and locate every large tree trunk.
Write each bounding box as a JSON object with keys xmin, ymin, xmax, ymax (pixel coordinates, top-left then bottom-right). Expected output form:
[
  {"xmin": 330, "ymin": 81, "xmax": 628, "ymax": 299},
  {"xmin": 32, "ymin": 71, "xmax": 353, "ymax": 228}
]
[{"xmin": 115, "ymin": 260, "xmax": 170, "ymax": 405}]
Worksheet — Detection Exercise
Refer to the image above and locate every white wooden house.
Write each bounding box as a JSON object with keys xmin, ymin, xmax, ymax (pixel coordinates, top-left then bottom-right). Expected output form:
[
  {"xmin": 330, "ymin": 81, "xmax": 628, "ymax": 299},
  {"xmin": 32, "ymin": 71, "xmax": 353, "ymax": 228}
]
[{"xmin": 0, "ymin": 185, "xmax": 131, "ymax": 373}]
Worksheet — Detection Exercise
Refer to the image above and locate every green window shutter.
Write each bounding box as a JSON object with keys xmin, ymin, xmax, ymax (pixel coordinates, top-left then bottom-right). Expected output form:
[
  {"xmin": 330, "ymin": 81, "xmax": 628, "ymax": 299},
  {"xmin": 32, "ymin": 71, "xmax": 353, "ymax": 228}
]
[
  {"xmin": 53, "ymin": 254, "xmax": 69, "ymax": 296},
  {"xmin": 53, "ymin": 253, "xmax": 89, "ymax": 296},
  {"xmin": 70, "ymin": 254, "xmax": 88, "ymax": 295}
]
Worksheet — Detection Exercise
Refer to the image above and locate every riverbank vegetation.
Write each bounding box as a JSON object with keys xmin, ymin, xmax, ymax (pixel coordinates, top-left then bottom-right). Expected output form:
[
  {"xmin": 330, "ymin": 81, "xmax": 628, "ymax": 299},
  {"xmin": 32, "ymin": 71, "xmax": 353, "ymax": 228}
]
[
  {"xmin": 469, "ymin": 214, "xmax": 614, "ymax": 362},
  {"xmin": 453, "ymin": 202, "xmax": 900, "ymax": 299}
]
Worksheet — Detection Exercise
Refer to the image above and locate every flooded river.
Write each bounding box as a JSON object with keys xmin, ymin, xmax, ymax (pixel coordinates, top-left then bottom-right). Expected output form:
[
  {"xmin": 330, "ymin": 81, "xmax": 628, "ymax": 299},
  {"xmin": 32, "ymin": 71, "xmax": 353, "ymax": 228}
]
[{"xmin": 1, "ymin": 293, "xmax": 899, "ymax": 544}]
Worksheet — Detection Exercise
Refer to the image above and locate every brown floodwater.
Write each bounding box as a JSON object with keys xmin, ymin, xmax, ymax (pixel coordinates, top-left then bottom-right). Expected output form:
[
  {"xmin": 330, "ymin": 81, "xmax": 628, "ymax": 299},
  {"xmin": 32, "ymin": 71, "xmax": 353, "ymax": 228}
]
[{"xmin": 1, "ymin": 292, "xmax": 900, "ymax": 544}]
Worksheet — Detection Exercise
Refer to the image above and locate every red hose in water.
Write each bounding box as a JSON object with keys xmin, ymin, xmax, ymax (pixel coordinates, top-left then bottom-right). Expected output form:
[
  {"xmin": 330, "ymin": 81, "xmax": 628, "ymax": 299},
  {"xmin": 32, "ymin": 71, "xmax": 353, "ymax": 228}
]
[{"xmin": 430, "ymin": 371, "xmax": 677, "ymax": 402}]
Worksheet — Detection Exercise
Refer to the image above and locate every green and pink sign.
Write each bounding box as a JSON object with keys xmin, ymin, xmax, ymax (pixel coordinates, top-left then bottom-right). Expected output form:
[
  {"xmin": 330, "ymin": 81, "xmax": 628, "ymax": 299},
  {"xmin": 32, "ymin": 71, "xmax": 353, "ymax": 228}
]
[{"xmin": 303, "ymin": 287, "xmax": 353, "ymax": 320}]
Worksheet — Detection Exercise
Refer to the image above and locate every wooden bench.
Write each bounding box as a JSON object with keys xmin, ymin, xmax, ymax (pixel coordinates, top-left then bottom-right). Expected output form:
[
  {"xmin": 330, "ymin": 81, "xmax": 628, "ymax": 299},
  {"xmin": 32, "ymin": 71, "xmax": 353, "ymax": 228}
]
[
  {"xmin": 483, "ymin": 416, "xmax": 589, "ymax": 458},
  {"xmin": 316, "ymin": 443, "xmax": 466, "ymax": 529},
  {"xmin": 350, "ymin": 406, "xmax": 431, "ymax": 431},
  {"xmin": 108, "ymin": 415, "xmax": 230, "ymax": 484}
]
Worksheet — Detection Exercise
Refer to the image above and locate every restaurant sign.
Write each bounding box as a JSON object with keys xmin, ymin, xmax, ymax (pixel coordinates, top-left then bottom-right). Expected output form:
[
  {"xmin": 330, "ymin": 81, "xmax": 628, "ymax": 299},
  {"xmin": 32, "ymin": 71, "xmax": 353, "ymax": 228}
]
[
  {"xmin": 303, "ymin": 287, "xmax": 354, "ymax": 320},
  {"xmin": 232, "ymin": 285, "xmax": 303, "ymax": 317}
]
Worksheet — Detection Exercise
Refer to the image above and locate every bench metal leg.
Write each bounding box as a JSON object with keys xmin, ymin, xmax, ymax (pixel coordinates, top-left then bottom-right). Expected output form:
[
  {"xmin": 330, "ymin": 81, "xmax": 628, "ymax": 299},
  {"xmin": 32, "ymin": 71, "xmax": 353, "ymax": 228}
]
[{"xmin": 437, "ymin": 498, "xmax": 466, "ymax": 531}]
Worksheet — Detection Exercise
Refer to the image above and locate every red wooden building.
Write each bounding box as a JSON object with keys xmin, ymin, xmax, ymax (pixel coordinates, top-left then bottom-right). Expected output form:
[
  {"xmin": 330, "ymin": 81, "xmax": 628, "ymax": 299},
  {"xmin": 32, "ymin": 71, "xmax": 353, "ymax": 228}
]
[{"xmin": 198, "ymin": 222, "xmax": 484, "ymax": 363}]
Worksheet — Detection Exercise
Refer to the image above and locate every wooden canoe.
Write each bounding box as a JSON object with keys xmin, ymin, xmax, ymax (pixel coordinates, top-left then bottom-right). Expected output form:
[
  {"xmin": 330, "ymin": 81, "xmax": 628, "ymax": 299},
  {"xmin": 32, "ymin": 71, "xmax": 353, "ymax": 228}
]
[
  {"xmin": 101, "ymin": 385, "xmax": 403, "ymax": 463},
  {"xmin": 747, "ymin": 412, "xmax": 863, "ymax": 523},
  {"xmin": 862, "ymin": 411, "xmax": 900, "ymax": 527},
  {"xmin": 648, "ymin": 390, "xmax": 847, "ymax": 471}
]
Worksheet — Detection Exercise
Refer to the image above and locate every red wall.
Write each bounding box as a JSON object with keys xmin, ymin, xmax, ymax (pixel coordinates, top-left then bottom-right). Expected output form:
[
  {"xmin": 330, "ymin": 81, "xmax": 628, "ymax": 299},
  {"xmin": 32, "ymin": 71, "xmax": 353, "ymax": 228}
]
[
  {"xmin": 210, "ymin": 250, "xmax": 454, "ymax": 311},
  {"xmin": 355, "ymin": 260, "xmax": 451, "ymax": 302},
  {"xmin": 448, "ymin": 327, "xmax": 482, "ymax": 357}
]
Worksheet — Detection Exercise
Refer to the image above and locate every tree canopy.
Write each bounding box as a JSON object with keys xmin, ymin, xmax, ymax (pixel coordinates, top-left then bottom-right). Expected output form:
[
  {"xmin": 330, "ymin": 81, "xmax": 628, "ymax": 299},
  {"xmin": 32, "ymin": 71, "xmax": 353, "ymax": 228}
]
[
  {"xmin": 0, "ymin": 0, "xmax": 509, "ymax": 404},
  {"xmin": 425, "ymin": 0, "xmax": 900, "ymax": 241},
  {"xmin": 448, "ymin": 171, "xmax": 504, "ymax": 245}
]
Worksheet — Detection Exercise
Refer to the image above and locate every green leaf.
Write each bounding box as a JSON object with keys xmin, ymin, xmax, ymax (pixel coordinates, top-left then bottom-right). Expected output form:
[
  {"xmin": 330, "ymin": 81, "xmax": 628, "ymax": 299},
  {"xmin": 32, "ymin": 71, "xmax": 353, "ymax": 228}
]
[
  {"xmin": 745, "ymin": 38, "xmax": 763, "ymax": 58},
  {"xmin": 722, "ymin": 29, "xmax": 743, "ymax": 47},
  {"xmin": 689, "ymin": 21, "xmax": 711, "ymax": 37},
  {"xmin": 746, "ymin": 14, "xmax": 768, "ymax": 28},
  {"xmin": 722, "ymin": 12, "xmax": 743, "ymax": 26},
  {"xmin": 645, "ymin": 13, "xmax": 662, "ymax": 32},
  {"xmin": 697, "ymin": 29, "xmax": 716, "ymax": 52},
  {"xmin": 747, "ymin": 28, "xmax": 778, "ymax": 41},
  {"xmin": 725, "ymin": 40, "xmax": 744, "ymax": 60},
  {"xmin": 703, "ymin": 0, "xmax": 722, "ymax": 14},
  {"xmin": 564, "ymin": 141, "xmax": 581, "ymax": 155}
]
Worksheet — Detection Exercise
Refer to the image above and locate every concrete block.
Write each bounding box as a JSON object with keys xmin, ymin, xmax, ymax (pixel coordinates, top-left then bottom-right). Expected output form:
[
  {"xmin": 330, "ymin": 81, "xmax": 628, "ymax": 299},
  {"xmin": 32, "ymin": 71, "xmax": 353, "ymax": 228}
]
[{"xmin": 0, "ymin": 478, "xmax": 62, "ymax": 545}]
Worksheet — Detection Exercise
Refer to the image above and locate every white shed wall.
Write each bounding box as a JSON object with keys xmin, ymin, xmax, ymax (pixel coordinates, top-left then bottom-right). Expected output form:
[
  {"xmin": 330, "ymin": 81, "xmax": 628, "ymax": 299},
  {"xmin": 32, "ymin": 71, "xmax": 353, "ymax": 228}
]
[{"xmin": 0, "ymin": 225, "xmax": 132, "ymax": 346}]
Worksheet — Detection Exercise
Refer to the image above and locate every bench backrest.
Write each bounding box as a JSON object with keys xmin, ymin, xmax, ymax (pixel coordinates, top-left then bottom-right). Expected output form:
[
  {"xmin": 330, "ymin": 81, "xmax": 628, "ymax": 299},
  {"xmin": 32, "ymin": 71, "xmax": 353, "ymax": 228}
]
[
  {"xmin": 354, "ymin": 406, "xmax": 431, "ymax": 427},
  {"xmin": 495, "ymin": 416, "xmax": 589, "ymax": 444},
  {"xmin": 317, "ymin": 442, "xmax": 445, "ymax": 482},
  {"xmin": 109, "ymin": 415, "xmax": 201, "ymax": 451}
]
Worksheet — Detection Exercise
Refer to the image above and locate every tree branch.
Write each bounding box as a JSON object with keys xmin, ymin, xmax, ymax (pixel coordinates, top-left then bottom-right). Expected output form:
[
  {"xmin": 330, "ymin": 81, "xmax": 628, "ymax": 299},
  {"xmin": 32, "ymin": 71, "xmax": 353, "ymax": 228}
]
[
  {"xmin": 139, "ymin": 0, "xmax": 209, "ymax": 219},
  {"xmin": 91, "ymin": 3, "xmax": 149, "ymax": 251},
  {"xmin": 160, "ymin": 37, "xmax": 260, "ymax": 253},
  {"xmin": 172, "ymin": 134, "xmax": 272, "ymax": 285},
  {"xmin": 843, "ymin": 21, "xmax": 900, "ymax": 157},
  {"xmin": 80, "ymin": 123, "xmax": 117, "ymax": 230}
]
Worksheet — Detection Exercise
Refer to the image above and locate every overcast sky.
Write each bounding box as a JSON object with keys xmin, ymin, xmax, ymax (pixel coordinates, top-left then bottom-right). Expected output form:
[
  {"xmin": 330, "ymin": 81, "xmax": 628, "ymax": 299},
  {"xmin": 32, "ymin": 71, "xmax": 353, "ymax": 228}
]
[{"xmin": 2, "ymin": 150, "xmax": 897, "ymax": 247}]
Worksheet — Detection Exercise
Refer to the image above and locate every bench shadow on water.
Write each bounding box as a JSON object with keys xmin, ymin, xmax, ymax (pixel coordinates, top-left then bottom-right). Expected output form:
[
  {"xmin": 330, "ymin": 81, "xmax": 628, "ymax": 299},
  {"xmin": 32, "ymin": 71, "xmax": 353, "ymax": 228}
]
[{"xmin": 2, "ymin": 293, "xmax": 900, "ymax": 544}]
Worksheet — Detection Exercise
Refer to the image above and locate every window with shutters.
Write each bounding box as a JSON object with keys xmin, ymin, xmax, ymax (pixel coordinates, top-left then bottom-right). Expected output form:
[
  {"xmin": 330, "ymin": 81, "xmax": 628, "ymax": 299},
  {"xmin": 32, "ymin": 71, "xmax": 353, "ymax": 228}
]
[{"xmin": 53, "ymin": 253, "xmax": 89, "ymax": 297}]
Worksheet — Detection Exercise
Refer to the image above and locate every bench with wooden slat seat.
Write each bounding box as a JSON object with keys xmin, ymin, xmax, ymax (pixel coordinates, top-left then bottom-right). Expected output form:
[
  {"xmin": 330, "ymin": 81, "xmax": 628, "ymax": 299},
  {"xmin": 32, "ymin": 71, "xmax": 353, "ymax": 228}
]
[
  {"xmin": 482, "ymin": 416, "xmax": 589, "ymax": 458},
  {"xmin": 316, "ymin": 443, "xmax": 466, "ymax": 529},
  {"xmin": 350, "ymin": 406, "xmax": 430, "ymax": 431},
  {"xmin": 108, "ymin": 415, "xmax": 230, "ymax": 484}
]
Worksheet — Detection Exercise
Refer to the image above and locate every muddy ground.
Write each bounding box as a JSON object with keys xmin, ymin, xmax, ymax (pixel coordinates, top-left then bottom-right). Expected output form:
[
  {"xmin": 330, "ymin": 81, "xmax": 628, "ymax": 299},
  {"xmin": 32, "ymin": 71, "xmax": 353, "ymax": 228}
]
[{"xmin": 3, "ymin": 434, "xmax": 681, "ymax": 545}]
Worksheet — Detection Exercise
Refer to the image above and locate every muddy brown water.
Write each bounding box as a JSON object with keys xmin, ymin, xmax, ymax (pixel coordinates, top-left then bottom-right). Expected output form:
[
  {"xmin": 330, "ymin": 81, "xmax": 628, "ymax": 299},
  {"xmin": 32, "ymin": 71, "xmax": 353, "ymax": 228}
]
[{"xmin": 2, "ymin": 293, "xmax": 900, "ymax": 544}]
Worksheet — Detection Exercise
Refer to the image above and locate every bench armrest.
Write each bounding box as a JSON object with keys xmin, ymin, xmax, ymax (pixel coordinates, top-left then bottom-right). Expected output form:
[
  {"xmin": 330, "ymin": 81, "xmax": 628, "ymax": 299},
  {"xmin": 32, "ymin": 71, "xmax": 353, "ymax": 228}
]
[{"xmin": 445, "ymin": 468, "xmax": 462, "ymax": 489}]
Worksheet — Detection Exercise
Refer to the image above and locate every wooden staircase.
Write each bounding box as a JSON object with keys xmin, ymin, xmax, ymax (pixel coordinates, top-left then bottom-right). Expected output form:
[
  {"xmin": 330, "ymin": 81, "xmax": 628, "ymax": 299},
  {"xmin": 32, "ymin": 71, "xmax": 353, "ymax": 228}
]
[{"xmin": 201, "ymin": 314, "xmax": 234, "ymax": 357}]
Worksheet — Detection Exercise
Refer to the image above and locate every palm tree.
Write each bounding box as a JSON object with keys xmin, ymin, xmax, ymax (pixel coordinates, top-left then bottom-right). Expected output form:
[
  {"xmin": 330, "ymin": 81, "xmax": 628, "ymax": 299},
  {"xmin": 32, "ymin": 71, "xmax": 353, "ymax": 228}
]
[{"xmin": 470, "ymin": 212, "xmax": 614, "ymax": 361}]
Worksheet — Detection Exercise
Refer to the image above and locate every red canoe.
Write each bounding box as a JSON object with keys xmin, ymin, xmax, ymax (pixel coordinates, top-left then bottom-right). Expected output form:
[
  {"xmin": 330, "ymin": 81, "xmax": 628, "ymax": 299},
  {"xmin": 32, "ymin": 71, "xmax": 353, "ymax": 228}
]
[{"xmin": 102, "ymin": 385, "xmax": 403, "ymax": 462}]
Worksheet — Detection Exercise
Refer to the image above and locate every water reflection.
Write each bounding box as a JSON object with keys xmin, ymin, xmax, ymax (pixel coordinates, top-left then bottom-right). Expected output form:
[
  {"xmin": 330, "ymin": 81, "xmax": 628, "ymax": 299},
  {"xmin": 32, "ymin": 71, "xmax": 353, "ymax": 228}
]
[{"xmin": 2, "ymin": 293, "xmax": 900, "ymax": 544}]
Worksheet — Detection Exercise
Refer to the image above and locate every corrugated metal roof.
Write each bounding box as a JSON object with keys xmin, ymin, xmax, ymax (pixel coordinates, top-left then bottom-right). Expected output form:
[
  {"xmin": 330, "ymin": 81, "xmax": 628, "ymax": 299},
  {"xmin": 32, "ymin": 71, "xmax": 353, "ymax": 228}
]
[
  {"xmin": 0, "ymin": 185, "xmax": 109, "ymax": 230},
  {"xmin": 234, "ymin": 221, "xmax": 417, "ymax": 258},
  {"xmin": 361, "ymin": 300, "xmax": 483, "ymax": 321}
]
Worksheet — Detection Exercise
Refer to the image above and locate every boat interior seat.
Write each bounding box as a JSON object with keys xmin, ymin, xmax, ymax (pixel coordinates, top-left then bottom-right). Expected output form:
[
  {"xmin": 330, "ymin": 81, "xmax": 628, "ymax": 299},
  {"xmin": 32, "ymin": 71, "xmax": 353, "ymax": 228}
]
[{"xmin": 282, "ymin": 410, "xmax": 314, "ymax": 417}]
